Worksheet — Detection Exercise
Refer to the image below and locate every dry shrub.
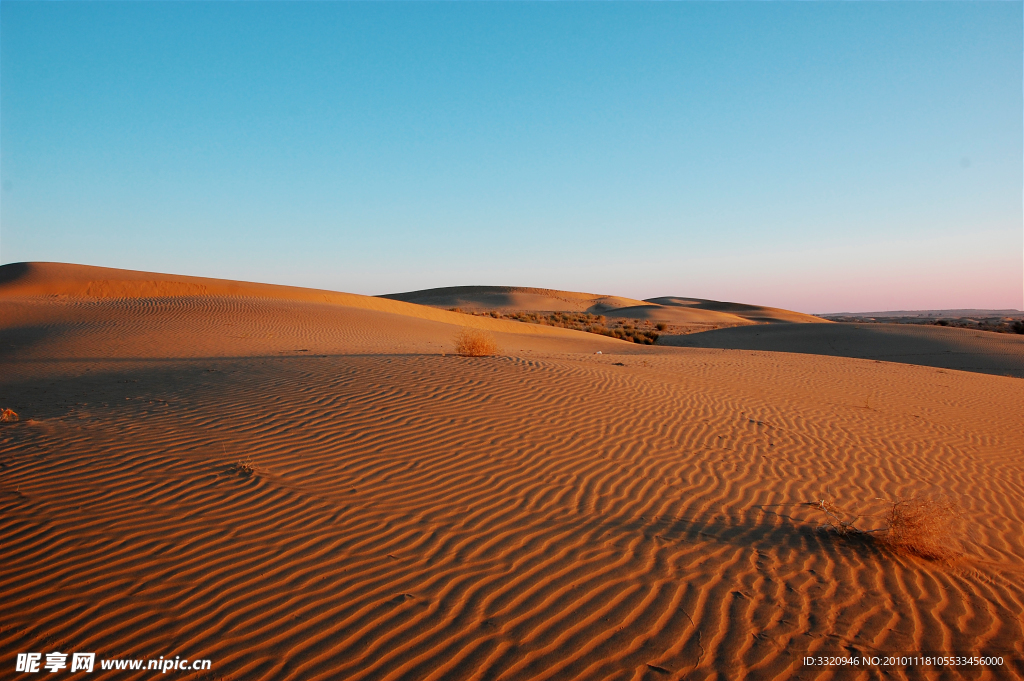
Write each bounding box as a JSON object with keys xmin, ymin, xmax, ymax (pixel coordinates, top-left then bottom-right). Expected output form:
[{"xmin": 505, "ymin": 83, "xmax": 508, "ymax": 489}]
[
  {"xmin": 454, "ymin": 329, "xmax": 500, "ymax": 357},
  {"xmin": 807, "ymin": 493, "xmax": 963, "ymax": 562},
  {"xmin": 0, "ymin": 408, "xmax": 19, "ymax": 423},
  {"xmin": 230, "ymin": 456, "xmax": 258, "ymax": 476},
  {"xmin": 883, "ymin": 496, "xmax": 962, "ymax": 561}
]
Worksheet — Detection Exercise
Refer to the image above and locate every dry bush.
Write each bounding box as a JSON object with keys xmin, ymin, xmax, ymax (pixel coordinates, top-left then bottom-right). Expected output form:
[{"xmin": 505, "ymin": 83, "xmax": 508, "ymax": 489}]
[
  {"xmin": 230, "ymin": 456, "xmax": 258, "ymax": 476},
  {"xmin": 0, "ymin": 408, "xmax": 19, "ymax": 423},
  {"xmin": 807, "ymin": 493, "xmax": 962, "ymax": 562},
  {"xmin": 454, "ymin": 329, "xmax": 500, "ymax": 357},
  {"xmin": 882, "ymin": 496, "xmax": 962, "ymax": 561}
]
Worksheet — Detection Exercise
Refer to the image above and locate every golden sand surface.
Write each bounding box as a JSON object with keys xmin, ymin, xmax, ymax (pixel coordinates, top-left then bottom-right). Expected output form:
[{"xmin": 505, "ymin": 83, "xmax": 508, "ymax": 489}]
[{"xmin": 2, "ymin": 264, "xmax": 1022, "ymax": 680}]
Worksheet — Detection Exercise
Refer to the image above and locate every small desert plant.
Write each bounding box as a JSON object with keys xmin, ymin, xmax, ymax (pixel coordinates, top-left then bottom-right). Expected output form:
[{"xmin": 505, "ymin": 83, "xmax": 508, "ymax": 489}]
[
  {"xmin": 656, "ymin": 322, "xmax": 667, "ymax": 331},
  {"xmin": 230, "ymin": 456, "xmax": 258, "ymax": 476},
  {"xmin": 883, "ymin": 496, "xmax": 962, "ymax": 561},
  {"xmin": 807, "ymin": 493, "xmax": 962, "ymax": 561},
  {"xmin": 454, "ymin": 329, "xmax": 500, "ymax": 357},
  {"xmin": 808, "ymin": 496, "xmax": 866, "ymax": 536},
  {"xmin": 0, "ymin": 408, "xmax": 19, "ymax": 423}
]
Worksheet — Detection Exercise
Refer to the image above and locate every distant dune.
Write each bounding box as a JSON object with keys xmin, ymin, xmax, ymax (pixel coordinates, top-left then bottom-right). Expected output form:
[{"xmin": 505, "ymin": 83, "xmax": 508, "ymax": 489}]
[
  {"xmin": 643, "ymin": 295, "xmax": 823, "ymax": 325},
  {"xmin": 661, "ymin": 322, "xmax": 1024, "ymax": 378},
  {"xmin": 381, "ymin": 285, "xmax": 650, "ymax": 314},
  {"xmin": 3, "ymin": 263, "xmax": 1023, "ymax": 680},
  {"xmin": 383, "ymin": 285, "xmax": 824, "ymax": 327},
  {"xmin": 822, "ymin": 308, "xmax": 1023, "ymax": 318}
]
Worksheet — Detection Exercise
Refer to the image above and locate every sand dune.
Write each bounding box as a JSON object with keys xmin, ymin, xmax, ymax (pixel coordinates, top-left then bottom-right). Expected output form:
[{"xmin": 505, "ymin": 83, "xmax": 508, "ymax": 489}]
[
  {"xmin": 382, "ymin": 286, "xmax": 825, "ymax": 328},
  {"xmin": 645, "ymin": 297, "xmax": 823, "ymax": 325},
  {"xmin": 661, "ymin": 322, "xmax": 1024, "ymax": 378},
  {"xmin": 0, "ymin": 263, "xmax": 635, "ymax": 357},
  {"xmin": 2, "ymin": 264, "xmax": 1023, "ymax": 680},
  {"xmin": 381, "ymin": 285, "xmax": 652, "ymax": 314}
]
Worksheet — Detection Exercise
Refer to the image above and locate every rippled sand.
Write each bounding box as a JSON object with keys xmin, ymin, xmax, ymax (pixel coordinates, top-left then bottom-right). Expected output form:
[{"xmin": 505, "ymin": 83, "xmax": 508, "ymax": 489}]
[{"xmin": 2, "ymin": 264, "xmax": 1022, "ymax": 680}]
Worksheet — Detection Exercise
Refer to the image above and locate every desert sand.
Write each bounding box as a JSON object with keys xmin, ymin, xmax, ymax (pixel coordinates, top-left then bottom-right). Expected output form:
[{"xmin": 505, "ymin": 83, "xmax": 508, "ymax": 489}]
[{"xmin": 2, "ymin": 263, "xmax": 1023, "ymax": 680}]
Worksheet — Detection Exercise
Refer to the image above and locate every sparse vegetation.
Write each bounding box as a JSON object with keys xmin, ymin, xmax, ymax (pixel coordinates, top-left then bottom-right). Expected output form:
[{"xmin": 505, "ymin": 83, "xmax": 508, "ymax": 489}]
[
  {"xmin": 807, "ymin": 493, "xmax": 962, "ymax": 562},
  {"xmin": 449, "ymin": 309, "xmax": 660, "ymax": 344},
  {"xmin": 809, "ymin": 497, "xmax": 865, "ymax": 537},
  {"xmin": 454, "ymin": 329, "xmax": 500, "ymax": 357},
  {"xmin": 826, "ymin": 313, "xmax": 1024, "ymax": 335},
  {"xmin": 884, "ymin": 496, "xmax": 962, "ymax": 561},
  {"xmin": 0, "ymin": 408, "xmax": 19, "ymax": 423},
  {"xmin": 230, "ymin": 456, "xmax": 259, "ymax": 476}
]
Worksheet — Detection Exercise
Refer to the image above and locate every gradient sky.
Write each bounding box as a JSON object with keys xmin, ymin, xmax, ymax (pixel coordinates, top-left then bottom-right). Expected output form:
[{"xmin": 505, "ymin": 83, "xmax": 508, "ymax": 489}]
[{"xmin": 1, "ymin": 2, "xmax": 1021, "ymax": 313}]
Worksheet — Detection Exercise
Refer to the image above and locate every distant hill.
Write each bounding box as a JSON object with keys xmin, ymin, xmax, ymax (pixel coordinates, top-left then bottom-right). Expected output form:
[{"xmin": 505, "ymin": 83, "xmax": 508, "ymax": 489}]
[
  {"xmin": 381, "ymin": 286, "xmax": 825, "ymax": 328},
  {"xmin": 820, "ymin": 309, "xmax": 1023, "ymax": 318},
  {"xmin": 660, "ymin": 322, "xmax": 1024, "ymax": 378}
]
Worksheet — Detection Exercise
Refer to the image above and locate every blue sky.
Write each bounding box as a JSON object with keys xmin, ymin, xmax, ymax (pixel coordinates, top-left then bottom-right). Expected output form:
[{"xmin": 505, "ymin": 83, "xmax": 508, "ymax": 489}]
[{"xmin": 1, "ymin": 2, "xmax": 1021, "ymax": 313}]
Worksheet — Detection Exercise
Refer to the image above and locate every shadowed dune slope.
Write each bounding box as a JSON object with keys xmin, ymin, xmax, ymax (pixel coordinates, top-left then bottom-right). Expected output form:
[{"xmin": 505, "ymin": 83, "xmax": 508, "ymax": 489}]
[
  {"xmin": 2, "ymin": 268, "xmax": 1023, "ymax": 680},
  {"xmin": 660, "ymin": 322, "xmax": 1024, "ymax": 378},
  {"xmin": 382, "ymin": 286, "xmax": 825, "ymax": 327}
]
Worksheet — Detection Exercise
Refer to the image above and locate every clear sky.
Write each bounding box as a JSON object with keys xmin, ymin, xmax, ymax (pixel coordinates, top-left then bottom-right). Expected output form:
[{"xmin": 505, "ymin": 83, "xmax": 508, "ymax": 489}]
[{"xmin": 1, "ymin": 2, "xmax": 1021, "ymax": 313}]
